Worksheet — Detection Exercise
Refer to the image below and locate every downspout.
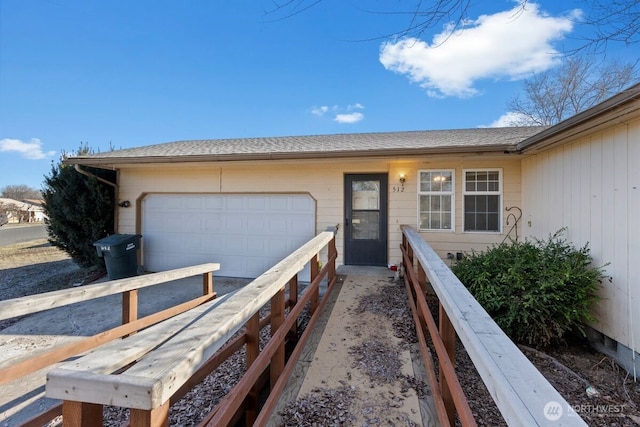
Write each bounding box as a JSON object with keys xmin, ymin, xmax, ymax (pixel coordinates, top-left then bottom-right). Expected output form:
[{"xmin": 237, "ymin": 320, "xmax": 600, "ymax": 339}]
[
  {"xmin": 74, "ymin": 165, "xmax": 120, "ymax": 230},
  {"xmin": 74, "ymin": 165, "xmax": 117, "ymax": 189}
]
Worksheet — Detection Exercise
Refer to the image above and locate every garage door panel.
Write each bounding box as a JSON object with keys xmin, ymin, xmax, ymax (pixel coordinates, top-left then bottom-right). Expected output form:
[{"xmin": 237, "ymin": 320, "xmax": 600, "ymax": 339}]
[
  {"xmin": 204, "ymin": 238, "xmax": 224, "ymax": 252},
  {"xmin": 268, "ymin": 238, "xmax": 290, "ymax": 255},
  {"xmin": 292, "ymin": 196, "xmax": 314, "ymax": 211},
  {"xmin": 146, "ymin": 213, "xmax": 183, "ymax": 232},
  {"xmin": 222, "ymin": 256, "xmax": 245, "ymax": 275},
  {"xmin": 290, "ymin": 217, "xmax": 315, "ymax": 234},
  {"xmin": 204, "ymin": 214, "xmax": 224, "ymax": 232},
  {"xmin": 267, "ymin": 195, "xmax": 289, "ymax": 210},
  {"xmin": 183, "ymin": 197, "xmax": 204, "ymax": 210},
  {"xmin": 225, "ymin": 196, "xmax": 245, "ymax": 210},
  {"xmin": 143, "ymin": 216, "xmax": 165, "ymax": 232},
  {"xmin": 164, "ymin": 197, "xmax": 189, "ymax": 210},
  {"xmin": 247, "ymin": 217, "xmax": 267, "ymax": 233},
  {"xmin": 143, "ymin": 194, "xmax": 315, "ymax": 278},
  {"xmin": 248, "ymin": 197, "xmax": 268, "ymax": 210},
  {"xmin": 225, "ymin": 216, "xmax": 245, "ymax": 234},
  {"xmin": 246, "ymin": 238, "xmax": 267, "ymax": 255},
  {"xmin": 143, "ymin": 196, "xmax": 166, "ymax": 210},
  {"xmin": 181, "ymin": 233, "xmax": 205, "ymax": 252},
  {"xmin": 187, "ymin": 217, "xmax": 204, "ymax": 233},
  {"xmin": 267, "ymin": 217, "xmax": 288, "ymax": 233},
  {"xmin": 225, "ymin": 238, "xmax": 245, "ymax": 255},
  {"xmin": 202, "ymin": 197, "xmax": 221, "ymax": 210}
]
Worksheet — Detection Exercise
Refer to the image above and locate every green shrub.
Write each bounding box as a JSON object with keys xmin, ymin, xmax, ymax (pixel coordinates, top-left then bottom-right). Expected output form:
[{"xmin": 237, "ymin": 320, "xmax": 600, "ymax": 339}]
[
  {"xmin": 42, "ymin": 144, "xmax": 115, "ymax": 269},
  {"xmin": 451, "ymin": 229, "xmax": 605, "ymax": 348}
]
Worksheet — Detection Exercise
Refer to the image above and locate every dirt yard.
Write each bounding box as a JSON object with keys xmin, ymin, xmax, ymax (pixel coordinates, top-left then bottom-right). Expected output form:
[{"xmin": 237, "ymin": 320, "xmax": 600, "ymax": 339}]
[
  {"xmin": 0, "ymin": 239, "xmax": 104, "ymax": 330},
  {"xmin": 1, "ymin": 239, "xmax": 639, "ymax": 426}
]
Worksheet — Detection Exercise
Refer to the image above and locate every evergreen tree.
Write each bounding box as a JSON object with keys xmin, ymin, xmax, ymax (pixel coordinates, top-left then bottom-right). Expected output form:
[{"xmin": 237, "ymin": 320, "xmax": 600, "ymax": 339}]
[{"xmin": 42, "ymin": 144, "xmax": 115, "ymax": 268}]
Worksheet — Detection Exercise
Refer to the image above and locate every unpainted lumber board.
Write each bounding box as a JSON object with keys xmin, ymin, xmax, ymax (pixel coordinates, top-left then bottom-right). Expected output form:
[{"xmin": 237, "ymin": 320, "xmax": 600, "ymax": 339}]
[
  {"xmin": 46, "ymin": 233, "xmax": 333, "ymax": 410},
  {"xmin": 0, "ymin": 263, "xmax": 220, "ymax": 320},
  {"xmin": 401, "ymin": 225, "xmax": 588, "ymax": 427},
  {"xmin": 51, "ymin": 294, "xmax": 231, "ymax": 374}
]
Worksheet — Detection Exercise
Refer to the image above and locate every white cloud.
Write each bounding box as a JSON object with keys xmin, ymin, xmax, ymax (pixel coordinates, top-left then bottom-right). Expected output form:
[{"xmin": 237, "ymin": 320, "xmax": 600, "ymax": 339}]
[
  {"xmin": 379, "ymin": 3, "xmax": 578, "ymax": 98},
  {"xmin": 482, "ymin": 111, "xmax": 538, "ymax": 127},
  {"xmin": 311, "ymin": 103, "xmax": 366, "ymax": 124},
  {"xmin": 334, "ymin": 112, "xmax": 364, "ymax": 124},
  {"xmin": 311, "ymin": 105, "xmax": 330, "ymax": 116},
  {"xmin": 0, "ymin": 138, "xmax": 56, "ymax": 160}
]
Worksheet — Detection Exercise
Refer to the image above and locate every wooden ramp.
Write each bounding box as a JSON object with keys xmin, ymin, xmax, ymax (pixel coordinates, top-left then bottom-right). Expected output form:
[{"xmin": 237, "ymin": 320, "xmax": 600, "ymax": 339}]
[{"xmin": 268, "ymin": 266, "xmax": 438, "ymax": 426}]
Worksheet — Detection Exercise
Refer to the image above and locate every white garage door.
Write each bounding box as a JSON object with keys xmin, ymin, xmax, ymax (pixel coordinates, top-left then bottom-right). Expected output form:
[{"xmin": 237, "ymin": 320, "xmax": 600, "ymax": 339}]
[{"xmin": 142, "ymin": 194, "xmax": 316, "ymax": 278}]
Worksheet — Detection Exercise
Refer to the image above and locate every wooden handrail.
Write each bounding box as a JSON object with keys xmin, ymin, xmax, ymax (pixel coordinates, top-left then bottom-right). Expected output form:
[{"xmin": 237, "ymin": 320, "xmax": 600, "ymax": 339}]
[
  {"xmin": 45, "ymin": 230, "xmax": 338, "ymax": 427},
  {"xmin": 400, "ymin": 225, "xmax": 588, "ymax": 426},
  {"xmin": 400, "ymin": 242, "xmax": 474, "ymax": 426},
  {"xmin": 200, "ymin": 251, "xmax": 338, "ymax": 426},
  {"xmin": 0, "ymin": 263, "xmax": 219, "ymax": 427},
  {"xmin": 0, "ymin": 263, "xmax": 220, "ymax": 321},
  {"xmin": 0, "ymin": 293, "xmax": 216, "ymax": 386}
]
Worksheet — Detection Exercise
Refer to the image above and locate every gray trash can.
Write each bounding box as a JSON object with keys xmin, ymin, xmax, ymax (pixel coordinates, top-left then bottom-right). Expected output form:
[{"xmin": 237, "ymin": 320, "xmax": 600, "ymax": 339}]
[{"xmin": 93, "ymin": 234, "xmax": 141, "ymax": 280}]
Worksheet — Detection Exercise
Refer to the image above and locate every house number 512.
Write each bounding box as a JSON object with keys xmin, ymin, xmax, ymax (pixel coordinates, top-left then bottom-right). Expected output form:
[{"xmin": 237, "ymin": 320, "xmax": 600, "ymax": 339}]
[{"xmin": 392, "ymin": 186, "xmax": 405, "ymax": 192}]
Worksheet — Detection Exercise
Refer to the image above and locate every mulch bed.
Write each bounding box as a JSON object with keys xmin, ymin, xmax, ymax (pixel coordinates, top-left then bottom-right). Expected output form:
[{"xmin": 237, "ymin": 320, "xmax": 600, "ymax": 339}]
[{"xmin": 424, "ymin": 292, "xmax": 640, "ymax": 427}]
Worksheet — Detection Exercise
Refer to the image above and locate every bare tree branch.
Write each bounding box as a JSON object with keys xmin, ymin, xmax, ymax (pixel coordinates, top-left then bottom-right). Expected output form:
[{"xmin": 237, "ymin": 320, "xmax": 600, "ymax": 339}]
[
  {"xmin": 576, "ymin": 0, "xmax": 640, "ymax": 53},
  {"xmin": 507, "ymin": 56, "xmax": 639, "ymax": 126},
  {"xmin": 265, "ymin": 0, "xmax": 638, "ymax": 53},
  {"xmin": 264, "ymin": 0, "xmax": 322, "ymax": 23},
  {"xmin": 265, "ymin": 0, "xmax": 501, "ymax": 43},
  {"xmin": 1, "ymin": 184, "xmax": 41, "ymax": 201}
]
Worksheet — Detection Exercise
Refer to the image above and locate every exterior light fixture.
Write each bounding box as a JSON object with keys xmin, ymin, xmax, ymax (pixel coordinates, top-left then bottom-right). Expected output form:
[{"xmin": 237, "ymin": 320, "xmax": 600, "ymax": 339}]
[
  {"xmin": 399, "ymin": 174, "xmax": 406, "ymax": 187},
  {"xmin": 118, "ymin": 200, "xmax": 131, "ymax": 208}
]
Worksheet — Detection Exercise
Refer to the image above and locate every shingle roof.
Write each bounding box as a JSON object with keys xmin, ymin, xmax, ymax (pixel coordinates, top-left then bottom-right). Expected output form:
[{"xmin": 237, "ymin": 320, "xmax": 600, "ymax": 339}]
[{"xmin": 66, "ymin": 127, "xmax": 546, "ymax": 165}]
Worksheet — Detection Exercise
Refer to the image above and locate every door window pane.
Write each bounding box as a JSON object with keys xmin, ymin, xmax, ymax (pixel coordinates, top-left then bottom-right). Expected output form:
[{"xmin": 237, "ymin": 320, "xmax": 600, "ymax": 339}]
[
  {"xmin": 352, "ymin": 211, "xmax": 380, "ymax": 240},
  {"xmin": 351, "ymin": 179, "xmax": 380, "ymax": 239},
  {"xmin": 352, "ymin": 180, "xmax": 380, "ymax": 210}
]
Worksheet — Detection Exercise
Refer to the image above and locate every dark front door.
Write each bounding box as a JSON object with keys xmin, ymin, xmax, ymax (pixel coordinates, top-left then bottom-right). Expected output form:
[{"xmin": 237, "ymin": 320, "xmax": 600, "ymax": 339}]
[{"xmin": 344, "ymin": 173, "xmax": 388, "ymax": 266}]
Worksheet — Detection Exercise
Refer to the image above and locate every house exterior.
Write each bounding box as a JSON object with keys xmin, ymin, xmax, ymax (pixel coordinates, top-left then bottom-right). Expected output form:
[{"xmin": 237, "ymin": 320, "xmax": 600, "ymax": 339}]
[
  {"xmin": 67, "ymin": 127, "xmax": 542, "ymax": 276},
  {"xmin": 65, "ymin": 83, "xmax": 640, "ymax": 373},
  {"xmin": 0, "ymin": 198, "xmax": 47, "ymax": 223}
]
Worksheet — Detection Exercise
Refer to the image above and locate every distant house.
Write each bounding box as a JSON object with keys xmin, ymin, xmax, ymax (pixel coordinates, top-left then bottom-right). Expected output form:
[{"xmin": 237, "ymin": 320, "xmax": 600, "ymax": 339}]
[
  {"xmin": 65, "ymin": 83, "xmax": 640, "ymax": 374},
  {"xmin": 22, "ymin": 199, "xmax": 47, "ymax": 222},
  {"xmin": 0, "ymin": 198, "xmax": 47, "ymax": 223}
]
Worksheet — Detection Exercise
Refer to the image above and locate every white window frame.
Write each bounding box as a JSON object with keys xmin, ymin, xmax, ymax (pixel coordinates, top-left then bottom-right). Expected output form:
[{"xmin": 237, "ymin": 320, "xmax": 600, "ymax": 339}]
[
  {"xmin": 463, "ymin": 168, "xmax": 502, "ymax": 233},
  {"xmin": 417, "ymin": 169, "xmax": 455, "ymax": 232}
]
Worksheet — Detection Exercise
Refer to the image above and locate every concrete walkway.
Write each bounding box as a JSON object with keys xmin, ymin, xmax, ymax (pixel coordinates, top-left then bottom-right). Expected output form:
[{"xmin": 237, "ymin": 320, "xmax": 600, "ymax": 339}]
[{"xmin": 270, "ymin": 266, "xmax": 438, "ymax": 426}]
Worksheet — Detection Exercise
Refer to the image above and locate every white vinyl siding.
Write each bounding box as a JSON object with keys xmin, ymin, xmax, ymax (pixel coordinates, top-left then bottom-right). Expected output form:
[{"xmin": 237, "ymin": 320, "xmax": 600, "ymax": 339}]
[
  {"xmin": 463, "ymin": 169, "xmax": 502, "ymax": 232},
  {"xmin": 418, "ymin": 170, "xmax": 454, "ymax": 231},
  {"xmin": 521, "ymin": 116, "xmax": 640, "ymax": 355}
]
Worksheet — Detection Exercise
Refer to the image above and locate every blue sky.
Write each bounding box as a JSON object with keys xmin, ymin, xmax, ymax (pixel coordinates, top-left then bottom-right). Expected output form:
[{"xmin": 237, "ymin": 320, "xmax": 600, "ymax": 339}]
[{"xmin": 0, "ymin": 0, "xmax": 637, "ymax": 190}]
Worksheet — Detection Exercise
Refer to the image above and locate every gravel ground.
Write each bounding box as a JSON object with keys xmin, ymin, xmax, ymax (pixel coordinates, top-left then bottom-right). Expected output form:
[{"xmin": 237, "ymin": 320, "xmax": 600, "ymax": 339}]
[{"xmin": 1, "ymin": 239, "xmax": 639, "ymax": 426}]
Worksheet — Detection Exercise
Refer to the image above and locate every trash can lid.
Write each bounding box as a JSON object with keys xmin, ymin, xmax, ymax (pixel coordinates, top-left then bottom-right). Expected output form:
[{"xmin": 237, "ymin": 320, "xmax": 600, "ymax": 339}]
[{"xmin": 93, "ymin": 234, "xmax": 141, "ymax": 246}]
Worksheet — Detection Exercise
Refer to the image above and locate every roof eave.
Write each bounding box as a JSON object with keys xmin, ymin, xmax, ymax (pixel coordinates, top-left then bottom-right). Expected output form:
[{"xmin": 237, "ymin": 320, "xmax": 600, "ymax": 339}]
[{"xmin": 63, "ymin": 144, "xmax": 518, "ymax": 167}]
